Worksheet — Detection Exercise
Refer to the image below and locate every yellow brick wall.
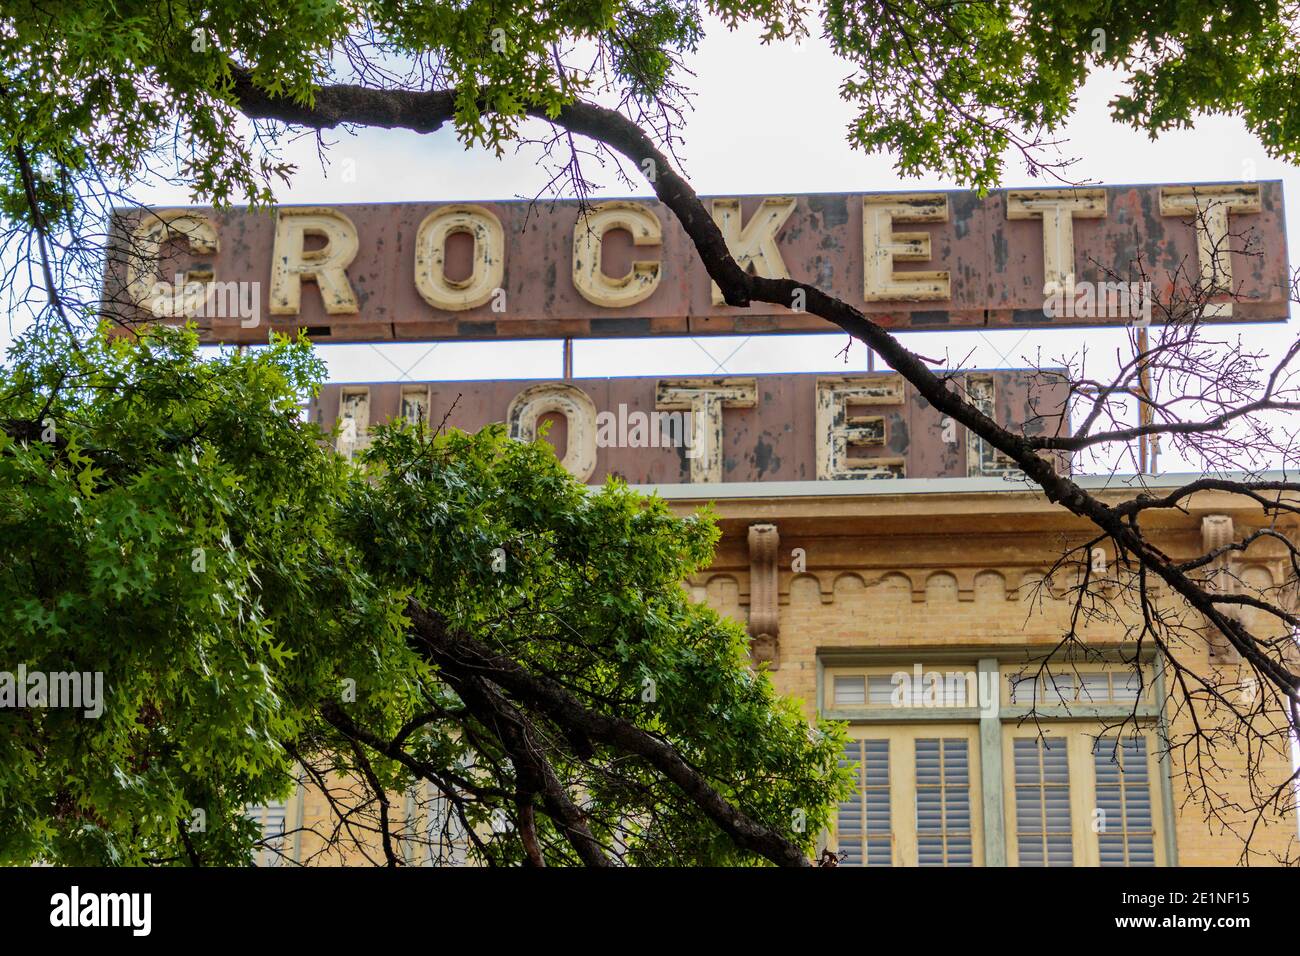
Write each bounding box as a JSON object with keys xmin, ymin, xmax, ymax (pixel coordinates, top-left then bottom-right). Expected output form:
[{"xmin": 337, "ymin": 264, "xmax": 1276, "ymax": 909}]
[{"xmin": 690, "ymin": 514, "xmax": 1299, "ymax": 867}]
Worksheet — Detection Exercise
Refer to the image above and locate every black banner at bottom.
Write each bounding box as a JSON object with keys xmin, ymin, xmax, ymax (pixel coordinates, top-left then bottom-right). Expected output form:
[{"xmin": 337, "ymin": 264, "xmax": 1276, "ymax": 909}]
[{"xmin": 0, "ymin": 865, "xmax": 1278, "ymax": 943}]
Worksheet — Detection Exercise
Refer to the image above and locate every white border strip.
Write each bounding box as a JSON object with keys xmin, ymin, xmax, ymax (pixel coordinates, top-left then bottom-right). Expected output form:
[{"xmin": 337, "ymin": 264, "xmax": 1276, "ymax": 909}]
[{"xmin": 611, "ymin": 471, "xmax": 1296, "ymax": 500}]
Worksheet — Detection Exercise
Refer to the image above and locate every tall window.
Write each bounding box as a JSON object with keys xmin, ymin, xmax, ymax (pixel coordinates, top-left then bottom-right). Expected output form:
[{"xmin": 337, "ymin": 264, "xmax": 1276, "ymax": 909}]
[
  {"xmin": 916, "ymin": 737, "xmax": 974, "ymax": 866},
  {"xmin": 1011, "ymin": 737, "xmax": 1073, "ymax": 866},
  {"xmin": 1003, "ymin": 728, "xmax": 1159, "ymax": 866},
  {"xmin": 407, "ymin": 783, "xmax": 472, "ymax": 866},
  {"xmin": 1093, "ymin": 737, "xmax": 1156, "ymax": 866},
  {"xmin": 837, "ymin": 739, "xmax": 891, "ymax": 866},
  {"xmin": 834, "ymin": 726, "xmax": 983, "ymax": 866},
  {"xmin": 828, "ymin": 659, "xmax": 1165, "ymax": 867}
]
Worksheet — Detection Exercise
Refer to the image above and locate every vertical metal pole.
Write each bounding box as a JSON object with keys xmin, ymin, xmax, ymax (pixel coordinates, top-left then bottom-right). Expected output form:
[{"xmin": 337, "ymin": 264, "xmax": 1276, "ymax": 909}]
[
  {"xmin": 1136, "ymin": 327, "xmax": 1152, "ymax": 473},
  {"xmin": 563, "ymin": 337, "xmax": 574, "ymax": 379}
]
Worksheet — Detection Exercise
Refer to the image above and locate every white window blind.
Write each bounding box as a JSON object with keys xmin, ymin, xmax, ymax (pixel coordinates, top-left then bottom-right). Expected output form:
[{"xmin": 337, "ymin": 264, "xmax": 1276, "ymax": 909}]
[
  {"xmin": 868, "ymin": 675, "xmax": 895, "ymax": 705},
  {"xmin": 833, "ymin": 676, "xmax": 865, "ymax": 707},
  {"xmin": 1010, "ymin": 668, "xmax": 1147, "ymax": 705},
  {"xmin": 424, "ymin": 786, "xmax": 471, "ymax": 866},
  {"xmin": 1078, "ymin": 673, "xmax": 1110, "ymax": 703}
]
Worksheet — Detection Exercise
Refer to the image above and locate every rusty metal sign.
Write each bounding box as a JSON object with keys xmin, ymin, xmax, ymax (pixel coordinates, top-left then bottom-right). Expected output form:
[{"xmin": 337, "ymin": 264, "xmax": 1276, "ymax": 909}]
[
  {"xmin": 311, "ymin": 370, "xmax": 1071, "ymax": 484},
  {"xmin": 105, "ymin": 182, "xmax": 1288, "ymax": 344}
]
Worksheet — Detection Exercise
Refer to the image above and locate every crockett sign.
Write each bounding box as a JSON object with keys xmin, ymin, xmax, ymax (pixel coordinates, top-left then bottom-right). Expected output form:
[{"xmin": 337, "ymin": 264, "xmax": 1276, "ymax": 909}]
[{"xmin": 109, "ymin": 182, "xmax": 1288, "ymax": 344}]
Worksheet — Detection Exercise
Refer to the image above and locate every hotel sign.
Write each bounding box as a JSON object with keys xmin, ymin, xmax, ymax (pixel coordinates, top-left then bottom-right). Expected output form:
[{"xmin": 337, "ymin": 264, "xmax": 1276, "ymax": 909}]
[
  {"xmin": 313, "ymin": 370, "xmax": 1071, "ymax": 484},
  {"xmin": 107, "ymin": 182, "xmax": 1288, "ymax": 344}
]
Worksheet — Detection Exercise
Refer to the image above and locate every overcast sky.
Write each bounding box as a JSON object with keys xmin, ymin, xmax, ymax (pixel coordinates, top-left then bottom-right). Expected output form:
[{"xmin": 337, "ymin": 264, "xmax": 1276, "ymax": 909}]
[{"xmin": 105, "ymin": 20, "xmax": 1300, "ymax": 474}]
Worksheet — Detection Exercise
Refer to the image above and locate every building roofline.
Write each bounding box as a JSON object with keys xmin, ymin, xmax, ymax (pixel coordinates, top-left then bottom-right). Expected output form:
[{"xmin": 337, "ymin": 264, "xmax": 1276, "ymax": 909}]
[{"xmin": 618, "ymin": 471, "xmax": 1296, "ymax": 502}]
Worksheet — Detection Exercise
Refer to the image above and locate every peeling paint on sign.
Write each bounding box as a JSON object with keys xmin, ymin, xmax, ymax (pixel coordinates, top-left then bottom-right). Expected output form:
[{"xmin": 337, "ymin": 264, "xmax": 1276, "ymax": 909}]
[{"xmin": 105, "ymin": 182, "xmax": 1289, "ymax": 344}]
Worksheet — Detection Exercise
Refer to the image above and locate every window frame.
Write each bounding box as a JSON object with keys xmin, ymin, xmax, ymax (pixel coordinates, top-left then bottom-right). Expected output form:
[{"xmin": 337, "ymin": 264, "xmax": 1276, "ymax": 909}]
[
  {"xmin": 833, "ymin": 723, "xmax": 984, "ymax": 867},
  {"xmin": 1001, "ymin": 723, "xmax": 1165, "ymax": 867},
  {"xmin": 1001, "ymin": 662, "xmax": 1155, "ymax": 709},
  {"xmin": 822, "ymin": 651, "xmax": 1172, "ymax": 868},
  {"xmin": 824, "ymin": 663, "xmax": 988, "ymax": 715}
]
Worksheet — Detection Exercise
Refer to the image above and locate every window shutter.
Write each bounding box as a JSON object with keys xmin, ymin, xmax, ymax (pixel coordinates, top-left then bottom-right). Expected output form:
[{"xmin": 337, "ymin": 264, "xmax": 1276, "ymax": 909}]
[
  {"xmin": 867, "ymin": 675, "xmax": 895, "ymax": 705},
  {"xmin": 1111, "ymin": 671, "xmax": 1143, "ymax": 702},
  {"xmin": 1078, "ymin": 673, "xmax": 1109, "ymax": 703},
  {"xmin": 1009, "ymin": 675, "xmax": 1035, "ymax": 705},
  {"xmin": 915, "ymin": 738, "xmax": 973, "ymax": 866},
  {"xmin": 837, "ymin": 739, "xmax": 892, "ymax": 866},
  {"xmin": 1094, "ymin": 737, "xmax": 1156, "ymax": 866},
  {"xmin": 1042, "ymin": 674, "xmax": 1074, "ymax": 704},
  {"xmin": 1012, "ymin": 737, "xmax": 1073, "ymax": 866}
]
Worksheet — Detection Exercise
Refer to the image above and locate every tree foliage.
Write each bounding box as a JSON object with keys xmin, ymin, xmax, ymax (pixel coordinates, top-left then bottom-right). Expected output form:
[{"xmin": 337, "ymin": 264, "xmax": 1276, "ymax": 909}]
[
  {"xmin": 2, "ymin": 0, "xmax": 1300, "ymax": 865},
  {"xmin": 4, "ymin": 0, "xmax": 1300, "ymax": 225},
  {"xmin": 0, "ymin": 326, "xmax": 846, "ymax": 865}
]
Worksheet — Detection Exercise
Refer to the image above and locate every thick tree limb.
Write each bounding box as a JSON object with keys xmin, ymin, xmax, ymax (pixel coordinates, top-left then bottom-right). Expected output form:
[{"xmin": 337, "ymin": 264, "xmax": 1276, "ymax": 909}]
[
  {"xmin": 405, "ymin": 600, "xmax": 813, "ymax": 867},
  {"xmin": 438, "ymin": 665, "xmax": 613, "ymax": 867}
]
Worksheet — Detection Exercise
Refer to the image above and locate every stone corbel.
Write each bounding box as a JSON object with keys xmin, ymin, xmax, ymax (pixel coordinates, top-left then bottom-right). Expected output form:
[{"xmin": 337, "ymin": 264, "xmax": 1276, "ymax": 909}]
[
  {"xmin": 747, "ymin": 524, "xmax": 780, "ymax": 669},
  {"xmin": 1201, "ymin": 514, "xmax": 1242, "ymax": 662}
]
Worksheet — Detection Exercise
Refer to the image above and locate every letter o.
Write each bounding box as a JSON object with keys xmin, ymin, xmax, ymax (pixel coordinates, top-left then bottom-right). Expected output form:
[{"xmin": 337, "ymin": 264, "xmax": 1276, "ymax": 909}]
[
  {"xmin": 415, "ymin": 204, "xmax": 505, "ymax": 311},
  {"xmin": 506, "ymin": 383, "xmax": 598, "ymax": 481}
]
